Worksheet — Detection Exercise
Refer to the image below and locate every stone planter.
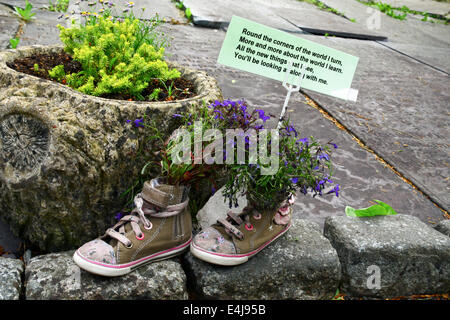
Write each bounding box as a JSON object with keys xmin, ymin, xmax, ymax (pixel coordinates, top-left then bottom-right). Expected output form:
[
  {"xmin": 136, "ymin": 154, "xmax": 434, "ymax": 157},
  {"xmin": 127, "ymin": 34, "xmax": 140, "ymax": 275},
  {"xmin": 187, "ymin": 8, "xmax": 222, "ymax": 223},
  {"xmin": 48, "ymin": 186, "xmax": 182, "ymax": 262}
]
[{"xmin": 0, "ymin": 45, "xmax": 222, "ymax": 252}]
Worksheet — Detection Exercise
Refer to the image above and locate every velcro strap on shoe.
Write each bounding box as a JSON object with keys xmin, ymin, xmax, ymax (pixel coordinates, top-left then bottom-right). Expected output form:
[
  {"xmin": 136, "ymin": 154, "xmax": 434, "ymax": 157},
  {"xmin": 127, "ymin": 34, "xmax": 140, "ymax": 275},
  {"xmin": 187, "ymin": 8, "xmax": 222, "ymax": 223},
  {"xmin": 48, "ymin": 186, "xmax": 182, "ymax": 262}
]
[
  {"xmin": 141, "ymin": 180, "xmax": 184, "ymax": 208},
  {"xmin": 227, "ymin": 211, "xmax": 244, "ymax": 225},
  {"xmin": 218, "ymin": 218, "xmax": 244, "ymax": 240}
]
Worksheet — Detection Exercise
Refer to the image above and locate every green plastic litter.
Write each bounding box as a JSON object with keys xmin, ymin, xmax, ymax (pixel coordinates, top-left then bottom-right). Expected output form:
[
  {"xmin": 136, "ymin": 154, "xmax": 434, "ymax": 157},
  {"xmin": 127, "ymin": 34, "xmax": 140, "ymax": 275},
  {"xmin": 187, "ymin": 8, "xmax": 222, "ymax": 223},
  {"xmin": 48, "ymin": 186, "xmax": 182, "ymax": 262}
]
[{"xmin": 345, "ymin": 200, "xmax": 397, "ymax": 217}]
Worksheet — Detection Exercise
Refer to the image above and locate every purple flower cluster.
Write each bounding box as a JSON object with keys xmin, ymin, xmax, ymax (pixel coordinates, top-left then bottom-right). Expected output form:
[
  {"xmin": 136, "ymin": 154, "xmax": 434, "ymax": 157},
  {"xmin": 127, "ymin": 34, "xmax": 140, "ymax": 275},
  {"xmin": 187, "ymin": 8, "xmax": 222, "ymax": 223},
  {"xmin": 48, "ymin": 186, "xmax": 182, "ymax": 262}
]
[
  {"xmin": 290, "ymin": 176, "xmax": 339, "ymax": 197},
  {"xmin": 255, "ymin": 109, "xmax": 271, "ymax": 123},
  {"xmin": 126, "ymin": 118, "xmax": 144, "ymax": 128},
  {"xmin": 277, "ymin": 121, "xmax": 340, "ymax": 199},
  {"xmin": 208, "ymin": 100, "xmax": 273, "ymax": 131},
  {"xmin": 282, "ymin": 124, "xmax": 298, "ymax": 137}
]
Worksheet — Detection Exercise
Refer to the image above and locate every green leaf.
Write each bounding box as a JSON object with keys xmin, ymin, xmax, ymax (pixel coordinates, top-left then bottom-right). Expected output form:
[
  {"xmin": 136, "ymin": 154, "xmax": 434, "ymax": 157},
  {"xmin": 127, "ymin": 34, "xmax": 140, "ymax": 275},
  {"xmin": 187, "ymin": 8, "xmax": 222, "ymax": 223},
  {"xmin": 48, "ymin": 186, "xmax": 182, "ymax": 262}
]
[
  {"xmin": 372, "ymin": 199, "xmax": 398, "ymax": 215},
  {"xmin": 9, "ymin": 38, "xmax": 20, "ymax": 49},
  {"xmin": 185, "ymin": 7, "xmax": 192, "ymax": 21},
  {"xmin": 345, "ymin": 200, "xmax": 397, "ymax": 217}
]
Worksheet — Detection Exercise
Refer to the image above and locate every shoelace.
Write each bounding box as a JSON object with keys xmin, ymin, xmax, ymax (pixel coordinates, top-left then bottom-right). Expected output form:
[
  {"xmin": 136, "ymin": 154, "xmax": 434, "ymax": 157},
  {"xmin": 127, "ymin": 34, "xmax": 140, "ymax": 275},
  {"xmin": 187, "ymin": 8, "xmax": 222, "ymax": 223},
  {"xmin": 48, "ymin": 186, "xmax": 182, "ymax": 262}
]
[{"xmin": 106, "ymin": 193, "xmax": 188, "ymax": 247}]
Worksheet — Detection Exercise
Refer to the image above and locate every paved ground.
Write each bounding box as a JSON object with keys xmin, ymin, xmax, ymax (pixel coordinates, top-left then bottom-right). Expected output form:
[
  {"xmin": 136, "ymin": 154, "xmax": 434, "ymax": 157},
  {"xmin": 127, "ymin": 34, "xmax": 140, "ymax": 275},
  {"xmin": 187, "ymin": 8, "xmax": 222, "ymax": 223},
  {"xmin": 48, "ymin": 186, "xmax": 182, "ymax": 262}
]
[{"xmin": 0, "ymin": 0, "xmax": 448, "ymax": 253}]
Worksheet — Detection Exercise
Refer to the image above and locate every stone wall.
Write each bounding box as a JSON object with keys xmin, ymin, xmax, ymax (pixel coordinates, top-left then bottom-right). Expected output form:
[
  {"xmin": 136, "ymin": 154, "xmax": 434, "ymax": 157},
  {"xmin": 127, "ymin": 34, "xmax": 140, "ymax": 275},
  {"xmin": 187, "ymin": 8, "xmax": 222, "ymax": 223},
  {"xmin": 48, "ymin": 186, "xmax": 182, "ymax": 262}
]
[{"xmin": 1, "ymin": 210, "xmax": 449, "ymax": 300}]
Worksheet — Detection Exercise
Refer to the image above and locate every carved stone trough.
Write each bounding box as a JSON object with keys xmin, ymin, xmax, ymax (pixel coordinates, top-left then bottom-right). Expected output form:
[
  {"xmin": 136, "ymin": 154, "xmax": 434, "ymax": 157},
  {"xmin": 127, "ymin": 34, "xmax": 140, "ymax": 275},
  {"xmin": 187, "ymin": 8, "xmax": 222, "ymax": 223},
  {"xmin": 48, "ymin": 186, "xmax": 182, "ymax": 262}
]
[{"xmin": 0, "ymin": 45, "xmax": 222, "ymax": 252}]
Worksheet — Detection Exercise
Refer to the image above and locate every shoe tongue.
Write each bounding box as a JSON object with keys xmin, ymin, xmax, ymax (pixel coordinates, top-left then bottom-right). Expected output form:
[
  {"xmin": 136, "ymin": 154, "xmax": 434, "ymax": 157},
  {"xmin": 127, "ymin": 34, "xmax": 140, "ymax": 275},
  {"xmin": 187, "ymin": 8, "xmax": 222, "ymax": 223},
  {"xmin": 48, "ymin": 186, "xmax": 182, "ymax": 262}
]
[
  {"xmin": 141, "ymin": 178, "xmax": 186, "ymax": 207},
  {"xmin": 106, "ymin": 178, "xmax": 187, "ymax": 247}
]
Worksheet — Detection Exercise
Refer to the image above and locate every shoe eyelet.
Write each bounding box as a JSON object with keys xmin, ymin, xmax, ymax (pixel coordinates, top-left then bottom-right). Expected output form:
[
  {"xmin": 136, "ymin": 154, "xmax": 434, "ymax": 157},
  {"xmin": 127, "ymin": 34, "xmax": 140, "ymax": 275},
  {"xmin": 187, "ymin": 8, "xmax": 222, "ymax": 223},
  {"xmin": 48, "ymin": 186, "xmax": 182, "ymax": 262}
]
[
  {"xmin": 126, "ymin": 242, "xmax": 133, "ymax": 249},
  {"xmin": 144, "ymin": 222, "xmax": 153, "ymax": 230},
  {"xmin": 136, "ymin": 233, "xmax": 145, "ymax": 240},
  {"xmin": 253, "ymin": 213, "xmax": 261, "ymax": 220},
  {"xmin": 279, "ymin": 206, "xmax": 289, "ymax": 214},
  {"xmin": 245, "ymin": 223, "xmax": 254, "ymax": 231}
]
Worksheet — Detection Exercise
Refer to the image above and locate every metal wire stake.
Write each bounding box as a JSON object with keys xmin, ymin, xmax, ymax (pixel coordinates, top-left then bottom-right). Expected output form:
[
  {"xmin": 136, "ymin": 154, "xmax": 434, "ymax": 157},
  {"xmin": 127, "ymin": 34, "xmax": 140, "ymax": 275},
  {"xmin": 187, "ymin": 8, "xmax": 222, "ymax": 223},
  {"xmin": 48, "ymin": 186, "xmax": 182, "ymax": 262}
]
[{"xmin": 277, "ymin": 60, "xmax": 304, "ymax": 129}]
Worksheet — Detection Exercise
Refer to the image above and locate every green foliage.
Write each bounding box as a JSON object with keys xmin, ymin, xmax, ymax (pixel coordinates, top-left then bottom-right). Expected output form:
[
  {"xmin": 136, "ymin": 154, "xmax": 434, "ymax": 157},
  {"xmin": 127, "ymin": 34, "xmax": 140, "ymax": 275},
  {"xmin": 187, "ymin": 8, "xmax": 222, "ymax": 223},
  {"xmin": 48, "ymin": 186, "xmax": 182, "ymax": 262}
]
[
  {"xmin": 374, "ymin": 2, "xmax": 407, "ymax": 20},
  {"xmin": 358, "ymin": 0, "xmax": 448, "ymax": 23},
  {"xmin": 14, "ymin": 0, "xmax": 35, "ymax": 22},
  {"xmin": 160, "ymin": 105, "xmax": 222, "ymax": 185},
  {"xmin": 358, "ymin": 1, "xmax": 436, "ymax": 21},
  {"xmin": 57, "ymin": 15, "xmax": 180, "ymax": 100},
  {"xmin": 174, "ymin": 1, "xmax": 185, "ymax": 10},
  {"xmin": 148, "ymin": 88, "xmax": 161, "ymax": 101},
  {"xmin": 159, "ymin": 80, "xmax": 176, "ymax": 100},
  {"xmin": 48, "ymin": 0, "xmax": 69, "ymax": 13},
  {"xmin": 345, "ymin": 200, "xmax": 398, "ymax": 217},
  {"xmin": 9, "ymin": 38, "xmax": 20, "ymax": 49},
  {"xmin": 48, "ymin": 64, "xmax": 66, "ymax": 82},
  {"xmin": 185, "ymin": 7, "xmax": 192, "ymax": 21},
  {"xmin": 173, "ymin": 0, "xmax": 193, "ymax": 21},
  {"xmin": 33, "ymin": 63, "xmax": 39, "ymax": 72},
  {"xmin": 331, "ymin": 289, "xmax": 345, "ymax": 300}
]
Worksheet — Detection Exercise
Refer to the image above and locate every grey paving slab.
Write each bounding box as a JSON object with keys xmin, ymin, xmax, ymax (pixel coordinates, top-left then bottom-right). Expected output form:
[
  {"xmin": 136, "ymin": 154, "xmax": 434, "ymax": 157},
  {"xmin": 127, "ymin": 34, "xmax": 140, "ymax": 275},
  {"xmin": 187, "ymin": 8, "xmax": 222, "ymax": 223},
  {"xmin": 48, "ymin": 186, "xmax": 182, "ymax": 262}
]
[
  {"xmin": 0, "ymin": 3, "xmax": 12, "ymax": 15},
  {"xmin": 382, "ymin": 41, "xmax": 450, "ymax": 74},
  {"xmin": 182, "ymin": 0, "xmax": 384, "ymax": 36},
  {"xmin": 319, "ymin": 0, "xmax": 450, "ymax": 46},
  {"xmin": 182, "ymin": 0, "xmax": 300, "ymax": 32},
  {"xmin": 0, "ymin": 0, "xmax": 49, "ymax": 9},
  {"xmin": 293, "ymin": 34, "xmax": 449, "ymax": 210},
  {"xmin": 0, "ymin": 15, "xmax": 20, "ymax": 49},
  {"xmin": 161, "ymin": 24, "xmax": 446, "ymax": 227},
  {"xmin": 264, "ymin": 0, "xmax": 384, "ymax": 36},
  {"xmin": 74, "ymin": 0, "xmax": 186, "ymax": 22},
  {"xmin": 19, "ymin": 9, "xmax": 61, "ymax": 46}
]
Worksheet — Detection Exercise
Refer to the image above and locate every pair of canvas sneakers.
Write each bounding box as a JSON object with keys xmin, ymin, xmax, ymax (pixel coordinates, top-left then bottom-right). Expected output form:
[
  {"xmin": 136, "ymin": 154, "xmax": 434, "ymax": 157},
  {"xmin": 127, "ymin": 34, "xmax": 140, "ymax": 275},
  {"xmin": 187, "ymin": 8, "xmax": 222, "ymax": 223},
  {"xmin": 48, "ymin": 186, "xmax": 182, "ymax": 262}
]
[{"xmin": 73, "ymin": 178, "xmax": 294, "ymax": 277}]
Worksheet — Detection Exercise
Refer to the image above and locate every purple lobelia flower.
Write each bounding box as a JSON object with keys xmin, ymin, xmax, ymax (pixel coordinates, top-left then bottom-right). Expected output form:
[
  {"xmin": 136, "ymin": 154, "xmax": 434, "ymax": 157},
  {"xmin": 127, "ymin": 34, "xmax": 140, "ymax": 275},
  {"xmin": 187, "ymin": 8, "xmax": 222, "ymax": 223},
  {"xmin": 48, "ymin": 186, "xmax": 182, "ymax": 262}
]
[
  {"xmin": 133, "ymin": 118, "xmax": 144, "ymax": 128},
  {"xmin": 255, "ymin": 109, "xmax": 270, "ymax": 122},
  {"xmin": 327, "ymin": 184, "xmax": 340, "ymax": 197},
  {"xmin": 318, "ymin": 153, "xmax": 330, "ymax": 161},
  {"xmin": 297, "ymin": 137, "xmax": 309, "ymax": 146}
]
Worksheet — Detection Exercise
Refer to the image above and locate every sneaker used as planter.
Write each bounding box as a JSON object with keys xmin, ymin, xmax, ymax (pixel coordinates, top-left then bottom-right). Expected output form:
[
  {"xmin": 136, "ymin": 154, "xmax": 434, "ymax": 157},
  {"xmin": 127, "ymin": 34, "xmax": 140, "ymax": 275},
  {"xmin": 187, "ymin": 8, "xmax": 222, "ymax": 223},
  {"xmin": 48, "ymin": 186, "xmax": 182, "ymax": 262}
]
[
  {"xmin": 73, "ymin": 178, "xmax": 192, "ymax": 277},
  {"xmin": 190, "ymin": 196, "xmax": 295, "ymax": 266}
]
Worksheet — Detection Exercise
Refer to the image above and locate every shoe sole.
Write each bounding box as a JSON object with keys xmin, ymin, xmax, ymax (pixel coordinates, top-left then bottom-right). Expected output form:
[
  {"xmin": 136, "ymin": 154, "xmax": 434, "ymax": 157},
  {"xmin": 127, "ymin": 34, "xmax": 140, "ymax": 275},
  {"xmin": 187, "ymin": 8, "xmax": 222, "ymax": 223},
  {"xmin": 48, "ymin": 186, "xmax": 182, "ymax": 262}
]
[
  {"xmin": 190, "ymin": 223, "xmax": 291, "ymax": 266},
  {"xmin": 73, "ymin": 237, "xmax": 191, "ymax": 277}
]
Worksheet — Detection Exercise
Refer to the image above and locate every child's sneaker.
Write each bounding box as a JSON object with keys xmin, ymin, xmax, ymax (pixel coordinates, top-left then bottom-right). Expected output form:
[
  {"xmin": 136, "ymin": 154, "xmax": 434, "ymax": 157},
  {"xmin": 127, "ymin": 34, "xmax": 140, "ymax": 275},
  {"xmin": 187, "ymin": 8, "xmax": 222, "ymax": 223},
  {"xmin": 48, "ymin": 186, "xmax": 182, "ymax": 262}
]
[
  {"xmin": 190, "ymin": 196, "xmax": 294, "ymax": 266},
  {"xmin": 73, "ymin": 178, "xmax": 192, "ymax": 277}
]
